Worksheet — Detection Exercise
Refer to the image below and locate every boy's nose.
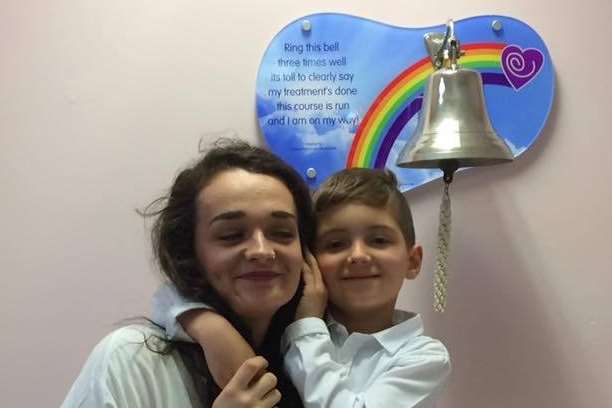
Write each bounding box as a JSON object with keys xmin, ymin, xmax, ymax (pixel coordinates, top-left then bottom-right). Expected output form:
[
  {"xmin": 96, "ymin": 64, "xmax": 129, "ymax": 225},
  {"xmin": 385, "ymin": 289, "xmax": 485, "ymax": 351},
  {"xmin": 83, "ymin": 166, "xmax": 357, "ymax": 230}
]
[
  {"xmin": 245, "ymin": 230, "xmax": 276, "ymax": 262},
  {"xmin": 347, "ymin": 241, "xmax": 371, "ymax": 264}
]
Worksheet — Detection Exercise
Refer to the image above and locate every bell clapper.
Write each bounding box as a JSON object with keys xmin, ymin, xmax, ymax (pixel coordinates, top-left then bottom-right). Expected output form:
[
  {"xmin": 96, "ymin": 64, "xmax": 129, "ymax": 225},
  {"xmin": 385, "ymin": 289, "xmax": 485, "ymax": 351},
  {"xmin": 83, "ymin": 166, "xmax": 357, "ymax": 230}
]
[{"xmin": 442, "ymin": 160, "xmax": 459, "ymax": 184}]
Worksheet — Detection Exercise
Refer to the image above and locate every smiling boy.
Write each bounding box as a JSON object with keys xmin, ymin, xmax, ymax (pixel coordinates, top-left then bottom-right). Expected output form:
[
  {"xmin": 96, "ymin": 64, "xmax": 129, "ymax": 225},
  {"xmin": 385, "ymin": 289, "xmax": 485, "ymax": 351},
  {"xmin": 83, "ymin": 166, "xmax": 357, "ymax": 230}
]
[{"xmin": 153, "ymin": 168, "xmax": 450, "ymax": 407}]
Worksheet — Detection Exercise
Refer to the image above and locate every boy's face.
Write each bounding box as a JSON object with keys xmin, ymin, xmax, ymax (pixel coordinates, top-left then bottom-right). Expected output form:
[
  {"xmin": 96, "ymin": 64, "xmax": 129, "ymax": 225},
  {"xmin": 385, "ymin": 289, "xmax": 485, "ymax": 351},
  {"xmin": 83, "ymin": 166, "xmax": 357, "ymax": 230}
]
[{"xmin": 314, "ymin": 202, "xmax": 422, "ymax": 322}]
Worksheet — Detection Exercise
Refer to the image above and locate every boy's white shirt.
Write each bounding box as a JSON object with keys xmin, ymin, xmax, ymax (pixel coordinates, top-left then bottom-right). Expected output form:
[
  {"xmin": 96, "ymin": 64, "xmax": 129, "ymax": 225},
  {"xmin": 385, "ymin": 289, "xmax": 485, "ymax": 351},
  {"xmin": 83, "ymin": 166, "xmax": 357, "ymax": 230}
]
[
  {"xmin": 151, "ymin": 283, "xmax": 215, "ymax": 341},
  {"xmin": 151, "ymin": 284, "xmax": 451, "ymax": 408},
  {"xmin": 282, "ymin": 313, "xmax": 449, "ymax": 408}
]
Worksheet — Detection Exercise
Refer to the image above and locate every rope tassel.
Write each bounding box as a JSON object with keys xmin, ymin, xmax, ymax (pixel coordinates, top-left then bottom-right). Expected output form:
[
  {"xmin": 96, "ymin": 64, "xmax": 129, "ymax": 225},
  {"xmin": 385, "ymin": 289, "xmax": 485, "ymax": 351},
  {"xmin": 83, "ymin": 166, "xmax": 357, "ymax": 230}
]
[{"xmin": 433, "ymin": 181, "xmax": 452, "ymax": 313}]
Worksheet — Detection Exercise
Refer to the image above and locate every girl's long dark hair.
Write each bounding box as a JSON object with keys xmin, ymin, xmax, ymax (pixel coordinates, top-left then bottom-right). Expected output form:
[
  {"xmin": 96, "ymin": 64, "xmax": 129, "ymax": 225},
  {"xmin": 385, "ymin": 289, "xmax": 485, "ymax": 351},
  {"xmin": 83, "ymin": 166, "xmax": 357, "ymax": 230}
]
[{"xmin": 142, "ymin": 139, "xmax": 313, "ymax": 407}]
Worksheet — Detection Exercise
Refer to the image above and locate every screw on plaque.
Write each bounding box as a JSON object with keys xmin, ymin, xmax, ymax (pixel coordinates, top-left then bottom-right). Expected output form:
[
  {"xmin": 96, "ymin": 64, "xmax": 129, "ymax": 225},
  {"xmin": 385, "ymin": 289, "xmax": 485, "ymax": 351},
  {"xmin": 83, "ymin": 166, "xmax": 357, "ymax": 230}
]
[
  {"xmin": 306, "ymin": 167, "xmax": 317, "ymax": 179},
  {"xmin": 301, "ymin": 20, "xmax": 312, "ymax": 32}
]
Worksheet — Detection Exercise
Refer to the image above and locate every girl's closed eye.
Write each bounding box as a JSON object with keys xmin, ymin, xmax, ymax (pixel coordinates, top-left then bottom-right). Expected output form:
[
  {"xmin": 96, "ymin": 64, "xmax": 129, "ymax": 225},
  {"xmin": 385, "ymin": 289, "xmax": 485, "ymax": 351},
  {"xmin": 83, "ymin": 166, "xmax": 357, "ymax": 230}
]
[
  {"xmin": 269, "ymin": 227, "xmax": 297, "ymax": 242},
  {"xmin": 216, "ymin": 230, "xmax": 245, "ymax": 243}
]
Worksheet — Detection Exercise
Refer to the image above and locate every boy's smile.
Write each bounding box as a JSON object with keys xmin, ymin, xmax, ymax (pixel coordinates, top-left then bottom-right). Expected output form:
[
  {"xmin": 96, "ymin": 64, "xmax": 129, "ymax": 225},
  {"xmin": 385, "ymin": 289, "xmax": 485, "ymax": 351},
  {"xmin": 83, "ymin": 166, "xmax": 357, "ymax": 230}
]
[{"xmin": 314, "ymin": 202, "xmax": 422, "ymax": 332}]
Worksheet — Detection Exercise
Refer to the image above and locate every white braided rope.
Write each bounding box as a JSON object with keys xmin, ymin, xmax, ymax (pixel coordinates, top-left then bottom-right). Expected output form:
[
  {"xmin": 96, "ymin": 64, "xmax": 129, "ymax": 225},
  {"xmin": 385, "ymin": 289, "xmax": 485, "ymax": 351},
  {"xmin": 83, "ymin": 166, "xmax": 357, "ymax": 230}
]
[{"xmin": 433, "ymin": 182, "xmax": 451, "ymax": 313}]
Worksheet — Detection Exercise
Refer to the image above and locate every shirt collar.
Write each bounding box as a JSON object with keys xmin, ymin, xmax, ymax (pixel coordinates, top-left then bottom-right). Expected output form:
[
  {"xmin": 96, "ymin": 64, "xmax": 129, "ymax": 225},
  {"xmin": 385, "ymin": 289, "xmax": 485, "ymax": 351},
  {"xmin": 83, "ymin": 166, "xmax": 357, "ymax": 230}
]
[{"xmin": 326, "ymin": 310, "xmax": 424, "ymax": 354}]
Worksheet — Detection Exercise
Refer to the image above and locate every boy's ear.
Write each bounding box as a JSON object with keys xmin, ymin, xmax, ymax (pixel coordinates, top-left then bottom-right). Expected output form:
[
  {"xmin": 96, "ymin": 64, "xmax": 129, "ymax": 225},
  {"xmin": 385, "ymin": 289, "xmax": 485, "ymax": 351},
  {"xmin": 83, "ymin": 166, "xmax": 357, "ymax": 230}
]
[{"xmin": 405, "ymin": 244, "xmax": 423, "ymax": 280}]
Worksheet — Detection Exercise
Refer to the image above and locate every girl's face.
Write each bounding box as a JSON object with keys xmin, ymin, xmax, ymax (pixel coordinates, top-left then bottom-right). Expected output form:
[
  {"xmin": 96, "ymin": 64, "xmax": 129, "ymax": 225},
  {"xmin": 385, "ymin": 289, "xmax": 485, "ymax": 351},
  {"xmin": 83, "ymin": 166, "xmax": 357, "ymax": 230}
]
[{"xmin": 194, "ymin": 168, "xmax": 303, "ymax": 321}]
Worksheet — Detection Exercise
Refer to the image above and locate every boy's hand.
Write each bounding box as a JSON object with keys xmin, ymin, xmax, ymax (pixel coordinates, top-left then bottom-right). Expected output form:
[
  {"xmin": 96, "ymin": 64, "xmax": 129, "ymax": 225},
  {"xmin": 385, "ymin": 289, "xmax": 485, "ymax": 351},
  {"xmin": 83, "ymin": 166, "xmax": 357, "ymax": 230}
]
[
  {"xmin": 212, "ymin": 356, "xmax": 281, "ymax": 408},
  {"xmin": 179, "ymin": 309, "xmax": 256, "ymax": 388},
  {"xmin": 295, "ymin": 250, "xmax": 327, "ymax": 320}
]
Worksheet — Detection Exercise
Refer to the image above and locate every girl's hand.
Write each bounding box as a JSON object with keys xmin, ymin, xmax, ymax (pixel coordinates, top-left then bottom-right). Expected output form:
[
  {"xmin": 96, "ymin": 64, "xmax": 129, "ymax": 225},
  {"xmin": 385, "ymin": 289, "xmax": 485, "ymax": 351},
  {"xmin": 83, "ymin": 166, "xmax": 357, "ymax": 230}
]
[
  {"xmin": 295, "ymin": 250, "xmax": 327, "ymax": 320},
  {"xmin": 212, "ymin": 357, "xmax": 281, "ymax": 408}
]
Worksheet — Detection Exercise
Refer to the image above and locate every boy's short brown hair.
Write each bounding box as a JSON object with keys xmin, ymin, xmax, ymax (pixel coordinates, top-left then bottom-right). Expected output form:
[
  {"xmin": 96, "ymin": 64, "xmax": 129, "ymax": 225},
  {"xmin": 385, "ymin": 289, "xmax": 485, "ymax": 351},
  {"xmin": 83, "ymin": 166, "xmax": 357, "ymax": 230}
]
[{"xmin": 313, "ymin": 168, "xmax": 415, "ymax": 246}]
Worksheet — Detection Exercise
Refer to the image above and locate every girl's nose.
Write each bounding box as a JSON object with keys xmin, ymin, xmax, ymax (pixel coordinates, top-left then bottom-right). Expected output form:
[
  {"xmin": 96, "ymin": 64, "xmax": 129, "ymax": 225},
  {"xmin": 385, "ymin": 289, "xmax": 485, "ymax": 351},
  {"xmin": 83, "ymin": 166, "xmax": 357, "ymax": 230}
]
[{"xmin": 245, "ymin": 230, "xmax": 276, "ymax": 262}]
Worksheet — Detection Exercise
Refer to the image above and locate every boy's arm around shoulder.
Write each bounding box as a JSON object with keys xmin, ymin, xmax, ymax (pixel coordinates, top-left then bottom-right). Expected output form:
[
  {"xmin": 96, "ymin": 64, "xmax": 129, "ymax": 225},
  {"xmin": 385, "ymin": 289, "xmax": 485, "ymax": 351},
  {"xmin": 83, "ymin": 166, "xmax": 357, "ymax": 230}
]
[
  {"xmin": 180, "ymin": 309, "xmax": 256, "ymax": 388},
  {"xmin": 151, "ymin": 283, "xmax": 213, "ymax": 341},
  {"xmin": 151, "ymin": 283, "xmax": 256, "ymax": 388}
]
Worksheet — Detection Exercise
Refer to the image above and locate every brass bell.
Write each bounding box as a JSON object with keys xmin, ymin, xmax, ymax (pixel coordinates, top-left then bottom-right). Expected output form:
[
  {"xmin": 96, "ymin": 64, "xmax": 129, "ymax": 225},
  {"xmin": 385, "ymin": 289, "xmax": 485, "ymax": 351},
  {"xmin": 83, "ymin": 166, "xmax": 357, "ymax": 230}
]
[
  {"xmin": 396, "ymin": 20, "xmax": 514, "ymax": 313},
  {"xmin": 397, "ymin": 22, "xmax": 513, "ymax": 179}
]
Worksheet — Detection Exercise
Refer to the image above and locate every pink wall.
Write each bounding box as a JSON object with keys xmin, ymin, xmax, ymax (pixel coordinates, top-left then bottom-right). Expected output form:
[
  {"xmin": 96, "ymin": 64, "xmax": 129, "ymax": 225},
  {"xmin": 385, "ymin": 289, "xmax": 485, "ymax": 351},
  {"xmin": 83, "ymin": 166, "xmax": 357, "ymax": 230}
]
[{"xmin": 1, "ymin": 1, "xmax": 610, "ymax": 406}]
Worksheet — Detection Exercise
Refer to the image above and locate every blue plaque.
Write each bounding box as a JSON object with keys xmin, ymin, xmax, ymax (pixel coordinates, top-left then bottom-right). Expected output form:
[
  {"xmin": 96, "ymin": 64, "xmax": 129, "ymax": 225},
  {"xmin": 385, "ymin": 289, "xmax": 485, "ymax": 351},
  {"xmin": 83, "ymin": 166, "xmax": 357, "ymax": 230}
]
[{"xmin": 256, "ymin": 14, "xmax": 555, "ymax": 191}]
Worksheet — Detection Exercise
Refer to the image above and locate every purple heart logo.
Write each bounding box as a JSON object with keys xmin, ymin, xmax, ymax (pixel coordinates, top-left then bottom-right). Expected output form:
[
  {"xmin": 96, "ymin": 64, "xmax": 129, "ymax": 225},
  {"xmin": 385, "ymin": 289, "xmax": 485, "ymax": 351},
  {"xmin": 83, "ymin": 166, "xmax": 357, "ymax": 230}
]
[{"xmin": 501, "ymin": 45, "xmax": 544, "ymax": 90}]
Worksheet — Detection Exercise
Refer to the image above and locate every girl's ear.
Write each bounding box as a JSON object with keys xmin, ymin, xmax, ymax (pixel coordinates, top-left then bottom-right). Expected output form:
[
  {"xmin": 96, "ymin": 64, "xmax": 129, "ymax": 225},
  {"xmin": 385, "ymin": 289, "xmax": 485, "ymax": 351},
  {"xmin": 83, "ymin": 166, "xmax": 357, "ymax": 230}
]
[{"xmin": 405, "ymin": 244, "xmax": 423, "ymax": 280}]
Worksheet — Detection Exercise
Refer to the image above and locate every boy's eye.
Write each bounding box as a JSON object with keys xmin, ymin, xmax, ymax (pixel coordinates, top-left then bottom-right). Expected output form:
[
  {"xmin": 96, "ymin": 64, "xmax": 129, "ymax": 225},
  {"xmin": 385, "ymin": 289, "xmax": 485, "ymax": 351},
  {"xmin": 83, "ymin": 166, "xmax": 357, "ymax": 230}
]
[
  {"xmin": 321, "ymin": 239, "xmax": 349, "ymax": 251},
  {"xmin": 369, "ymin": 236, "xmax": 392, "ymax": 246}
]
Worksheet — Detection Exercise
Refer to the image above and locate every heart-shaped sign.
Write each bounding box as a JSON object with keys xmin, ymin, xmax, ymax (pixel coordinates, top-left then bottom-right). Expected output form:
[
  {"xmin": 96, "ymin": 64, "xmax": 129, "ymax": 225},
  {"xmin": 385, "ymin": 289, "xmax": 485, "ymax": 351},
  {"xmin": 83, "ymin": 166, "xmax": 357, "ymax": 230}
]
[
  {"xmin": 501, "ymin": 45, "xmax": 545, "ymax": 90},
  {"xmin": 256, "ymin": 14, "xmax": 555, "ymax": 191}
]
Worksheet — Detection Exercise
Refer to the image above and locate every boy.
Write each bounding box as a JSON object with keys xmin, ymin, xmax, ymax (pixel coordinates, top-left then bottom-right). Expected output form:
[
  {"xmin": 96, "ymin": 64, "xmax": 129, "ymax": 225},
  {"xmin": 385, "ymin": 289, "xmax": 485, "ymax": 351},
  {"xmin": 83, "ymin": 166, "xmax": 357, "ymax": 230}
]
[{"xmin": 153, "ymin": 168, "xmax": 450, "ymax": 407}]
